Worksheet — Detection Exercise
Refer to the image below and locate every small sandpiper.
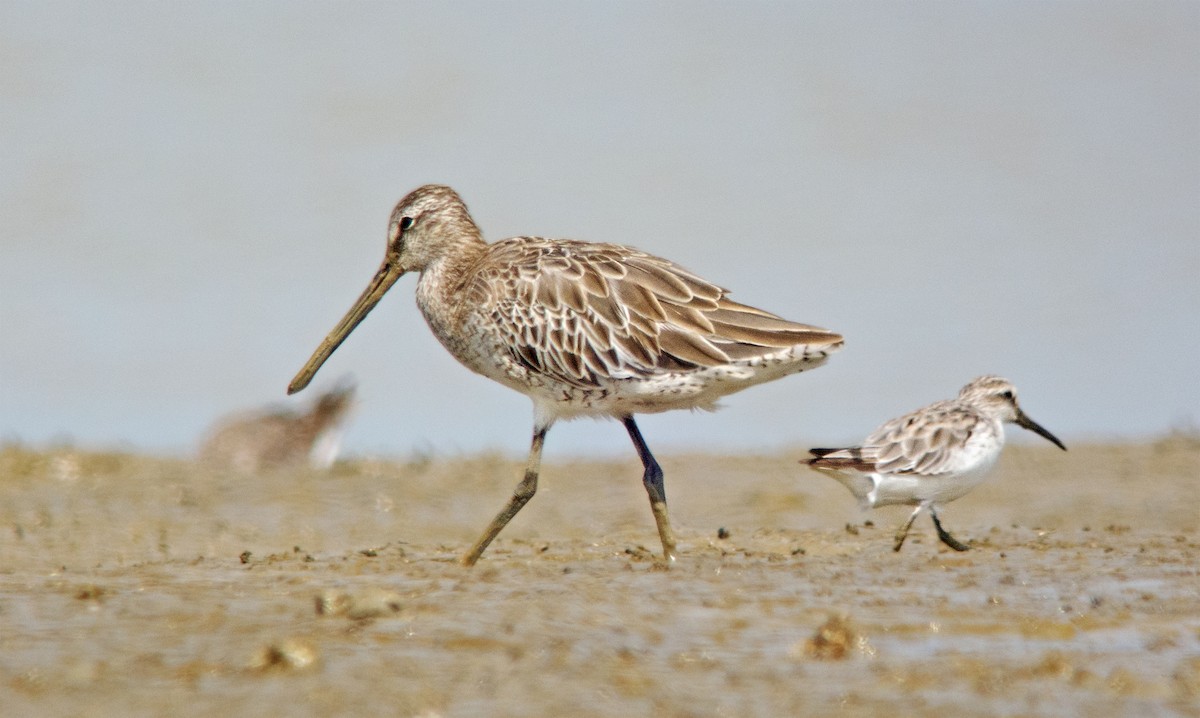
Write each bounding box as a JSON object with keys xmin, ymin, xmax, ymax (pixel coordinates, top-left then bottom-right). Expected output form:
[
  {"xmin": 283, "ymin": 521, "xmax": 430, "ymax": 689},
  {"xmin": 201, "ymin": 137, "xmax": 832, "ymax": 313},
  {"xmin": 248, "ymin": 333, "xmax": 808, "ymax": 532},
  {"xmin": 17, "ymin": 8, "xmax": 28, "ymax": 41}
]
[
  {"xmin": 200, "ymin": 380, "xmax": 356, "ymax": 474},
  {"xmin": 289, "ymin": 184, "xmax": 843, "ymax": 565},
  {"xmin": 805, "ymin": 375, "xmax": 1065, "ymax": 552}
]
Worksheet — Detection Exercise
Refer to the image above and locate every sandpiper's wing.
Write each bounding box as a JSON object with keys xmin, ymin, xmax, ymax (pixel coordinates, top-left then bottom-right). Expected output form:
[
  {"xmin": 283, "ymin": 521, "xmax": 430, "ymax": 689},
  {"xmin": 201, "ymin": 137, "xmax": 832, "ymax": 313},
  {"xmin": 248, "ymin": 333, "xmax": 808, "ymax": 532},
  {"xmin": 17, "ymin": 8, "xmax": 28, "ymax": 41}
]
[
  {"xmin": 861, "ymin": 401, "xmax": 986, "ymax": 475},
  {"xmin": 808, "ymin": 400, "xmax": 987, "ymax": 476},
  {"xmin": 467, "ymin": 238, "xmax": 843, "ymax": 388}
]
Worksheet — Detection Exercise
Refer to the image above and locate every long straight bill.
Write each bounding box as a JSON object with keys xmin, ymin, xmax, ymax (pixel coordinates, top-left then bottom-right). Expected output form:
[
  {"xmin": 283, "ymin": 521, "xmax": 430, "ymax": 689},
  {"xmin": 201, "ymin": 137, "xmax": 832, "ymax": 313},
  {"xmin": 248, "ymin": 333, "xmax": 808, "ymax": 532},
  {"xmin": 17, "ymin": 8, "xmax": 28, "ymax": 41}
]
[{"xmin": 288, "ymin": 259, "xmax": 406, "ymax": 395}]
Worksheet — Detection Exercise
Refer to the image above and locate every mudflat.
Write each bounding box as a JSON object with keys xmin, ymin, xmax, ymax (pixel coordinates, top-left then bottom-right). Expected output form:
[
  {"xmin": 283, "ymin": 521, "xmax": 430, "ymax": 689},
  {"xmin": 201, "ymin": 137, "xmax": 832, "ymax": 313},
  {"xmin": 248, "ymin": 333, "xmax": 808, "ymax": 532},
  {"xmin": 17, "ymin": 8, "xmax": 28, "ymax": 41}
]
[{"xmin": 1, "ymin": 437, "xmax": 1197, "ymax": 716}]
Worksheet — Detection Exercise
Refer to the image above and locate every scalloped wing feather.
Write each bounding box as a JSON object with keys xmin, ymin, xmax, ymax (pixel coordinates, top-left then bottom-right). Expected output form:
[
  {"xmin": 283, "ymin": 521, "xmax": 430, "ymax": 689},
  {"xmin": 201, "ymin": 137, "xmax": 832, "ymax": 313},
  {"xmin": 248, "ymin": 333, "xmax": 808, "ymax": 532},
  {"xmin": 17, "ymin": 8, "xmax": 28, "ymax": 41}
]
[
  {"xmin": 469, "ymin": 238, "xmax": 843, "ymax": 388},
  {"xmin": 859, "ymin": 401, "xmax": 983, "ymax": 475}
]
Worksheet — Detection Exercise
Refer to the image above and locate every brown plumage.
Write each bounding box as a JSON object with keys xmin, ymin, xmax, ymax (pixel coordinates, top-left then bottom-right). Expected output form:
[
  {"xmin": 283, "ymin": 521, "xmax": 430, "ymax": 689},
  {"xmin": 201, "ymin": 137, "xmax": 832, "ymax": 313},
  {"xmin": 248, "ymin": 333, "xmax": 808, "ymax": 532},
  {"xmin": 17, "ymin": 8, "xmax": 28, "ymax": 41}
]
[
  {"xmin": 290, "ymin": 185, "xmax": 843, "ymax": 565},
  {"xmin": 456, "ymin": 237, "xmax": 840, "ymax": 409}
]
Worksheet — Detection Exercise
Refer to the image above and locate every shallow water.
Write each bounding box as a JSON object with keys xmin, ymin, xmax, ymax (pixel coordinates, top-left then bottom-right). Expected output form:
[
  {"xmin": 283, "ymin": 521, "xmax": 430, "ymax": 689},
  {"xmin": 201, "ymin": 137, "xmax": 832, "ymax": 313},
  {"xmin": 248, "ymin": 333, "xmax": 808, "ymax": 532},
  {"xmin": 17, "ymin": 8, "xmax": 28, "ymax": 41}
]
[{"xmin": 1, "ymin": 439, "xmax": 1197, "ymax": 716}]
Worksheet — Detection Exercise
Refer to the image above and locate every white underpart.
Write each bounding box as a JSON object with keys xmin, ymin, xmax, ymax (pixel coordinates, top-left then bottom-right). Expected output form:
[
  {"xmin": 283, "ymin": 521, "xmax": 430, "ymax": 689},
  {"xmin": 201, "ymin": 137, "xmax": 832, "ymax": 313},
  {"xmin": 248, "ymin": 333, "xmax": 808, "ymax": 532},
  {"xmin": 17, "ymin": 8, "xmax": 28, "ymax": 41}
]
[
  {"xmin": 309, "ymin": 427, "xmax": 345, "ymax": 469},
  {"xmin": 526, "ymin": 344, "xmax": 833, "ymax": 426},
  {"xmin": 868, "ymin": 431, "xmax": 1004, "ymax": 508}
]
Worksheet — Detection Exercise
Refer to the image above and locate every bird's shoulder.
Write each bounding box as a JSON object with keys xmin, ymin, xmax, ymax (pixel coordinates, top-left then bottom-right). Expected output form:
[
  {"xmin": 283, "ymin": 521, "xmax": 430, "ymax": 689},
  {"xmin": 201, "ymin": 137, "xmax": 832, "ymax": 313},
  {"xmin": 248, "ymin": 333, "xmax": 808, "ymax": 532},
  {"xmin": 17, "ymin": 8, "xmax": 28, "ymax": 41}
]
[{"xmin": 467, "ymin": 238, "xmax": 722, "ymax": 309}]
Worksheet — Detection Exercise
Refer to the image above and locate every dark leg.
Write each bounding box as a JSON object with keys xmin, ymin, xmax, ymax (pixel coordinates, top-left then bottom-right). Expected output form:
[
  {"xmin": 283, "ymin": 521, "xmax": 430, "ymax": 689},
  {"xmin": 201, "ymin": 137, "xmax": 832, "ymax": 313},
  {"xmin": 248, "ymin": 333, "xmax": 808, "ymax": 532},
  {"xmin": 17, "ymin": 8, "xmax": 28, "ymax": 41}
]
[
  {"xmin": 623, "ymin": 416, "xmax": 677, "ymax": 562},
  {"xmin": 893, "ymin": 505, "xmax": 923, "ymax": 552},
  {"xmin": 929, "ymin": 505, "xmax": 970, "ymax": 551},
  {"xmin": 460, "ymin": 422, "xmax": 550, "ymax": 566}
]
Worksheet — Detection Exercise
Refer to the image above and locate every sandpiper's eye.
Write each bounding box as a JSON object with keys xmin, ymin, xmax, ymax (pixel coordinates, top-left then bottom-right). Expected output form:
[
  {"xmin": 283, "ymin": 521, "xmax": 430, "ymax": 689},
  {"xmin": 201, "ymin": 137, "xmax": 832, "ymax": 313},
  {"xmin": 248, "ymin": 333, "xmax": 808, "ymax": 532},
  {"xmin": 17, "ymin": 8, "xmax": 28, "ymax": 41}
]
[
  {"xmin": 399, "ymin": 216, "xmax": 414, "ymax": 231},
  {"xmin": 1001, "ymin": 390, "xmax": 1014, "ymax": 400}
]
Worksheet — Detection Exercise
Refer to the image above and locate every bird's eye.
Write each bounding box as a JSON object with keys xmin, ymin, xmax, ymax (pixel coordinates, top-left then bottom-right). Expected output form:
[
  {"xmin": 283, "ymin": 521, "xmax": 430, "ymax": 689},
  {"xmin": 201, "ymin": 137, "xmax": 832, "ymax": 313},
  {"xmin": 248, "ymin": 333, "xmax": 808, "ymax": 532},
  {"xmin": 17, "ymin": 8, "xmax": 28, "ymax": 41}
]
[
  {"xmin": 1001, "ymin": 390, "xmax": 1014, "ymax": 400},
  {"xmin": 399, "ymin": 216, "xmax": 414, "ymax": 231}
]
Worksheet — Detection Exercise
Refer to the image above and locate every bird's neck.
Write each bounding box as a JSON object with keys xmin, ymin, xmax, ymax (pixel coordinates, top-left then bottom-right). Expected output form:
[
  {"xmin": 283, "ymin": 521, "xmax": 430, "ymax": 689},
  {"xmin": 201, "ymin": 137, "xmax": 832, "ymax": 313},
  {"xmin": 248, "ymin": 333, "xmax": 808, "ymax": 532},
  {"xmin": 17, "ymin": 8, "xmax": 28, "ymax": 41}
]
[{"xmin": 415, "ymin": 235, "xmax": 488, "ymax": 329}]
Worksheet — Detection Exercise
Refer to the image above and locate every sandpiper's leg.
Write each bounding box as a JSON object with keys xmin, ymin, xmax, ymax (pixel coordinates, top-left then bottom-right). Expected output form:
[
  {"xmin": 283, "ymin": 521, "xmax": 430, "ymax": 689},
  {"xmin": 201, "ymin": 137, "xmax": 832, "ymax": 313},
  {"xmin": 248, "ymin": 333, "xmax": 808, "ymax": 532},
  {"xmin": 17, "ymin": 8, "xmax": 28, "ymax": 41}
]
[
  {"xmin": 460, "ymin": 423, "xmax": 550, "ymax": 566},
  {"xmin": 893, "ymin": 505, "xmax": 924, "ymax": 552},
  {"xmin": 623, "ymin": 416, "xmax": 677, "ymax": 562},
  {"xmin": 929, "ymin": 505, "xmax": 970, "ymax": 551}
]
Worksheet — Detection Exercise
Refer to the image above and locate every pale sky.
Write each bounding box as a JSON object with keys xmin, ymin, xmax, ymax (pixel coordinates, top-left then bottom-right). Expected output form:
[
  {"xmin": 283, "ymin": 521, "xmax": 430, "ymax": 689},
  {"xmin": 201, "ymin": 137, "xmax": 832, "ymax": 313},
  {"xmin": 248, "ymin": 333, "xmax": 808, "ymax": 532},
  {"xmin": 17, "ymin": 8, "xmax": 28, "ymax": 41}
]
[{"xmin": 2, "ymin": 2, "xmax": 1198, "ymax": 457}]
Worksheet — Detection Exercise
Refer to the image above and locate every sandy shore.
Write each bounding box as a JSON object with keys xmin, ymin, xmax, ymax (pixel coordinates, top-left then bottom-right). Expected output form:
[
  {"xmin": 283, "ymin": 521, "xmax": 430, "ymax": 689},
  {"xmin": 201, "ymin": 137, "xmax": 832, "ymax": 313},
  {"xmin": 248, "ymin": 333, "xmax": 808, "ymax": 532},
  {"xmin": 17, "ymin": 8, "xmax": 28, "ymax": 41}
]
[{"xmin": 1, "ymin": 437, "xmax": 1197, "ymax": 716}]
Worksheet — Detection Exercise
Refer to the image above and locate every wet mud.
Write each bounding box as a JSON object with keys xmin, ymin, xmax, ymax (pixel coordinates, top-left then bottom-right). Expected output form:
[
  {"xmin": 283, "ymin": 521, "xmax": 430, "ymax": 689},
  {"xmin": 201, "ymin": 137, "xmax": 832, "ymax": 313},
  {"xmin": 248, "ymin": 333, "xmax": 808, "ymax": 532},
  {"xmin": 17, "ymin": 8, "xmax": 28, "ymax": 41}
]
[{"xmin": 1, "ymin": 437, "xmax": 1197, "ymax": 716}]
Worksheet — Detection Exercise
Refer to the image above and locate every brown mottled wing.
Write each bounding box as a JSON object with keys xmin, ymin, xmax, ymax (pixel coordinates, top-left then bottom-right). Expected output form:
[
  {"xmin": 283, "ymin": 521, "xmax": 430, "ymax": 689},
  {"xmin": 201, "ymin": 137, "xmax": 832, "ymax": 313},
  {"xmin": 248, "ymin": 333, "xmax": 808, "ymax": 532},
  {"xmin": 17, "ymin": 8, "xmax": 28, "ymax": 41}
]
[
  {"xmin": 467, "ymin": 238, "xmax": 843, "ymax": 388},
  {"xmin": 861, "ymin": 401, "xmax": 983, "ymax": 475},
  {"xmin": 809, "ymin": 400, "xmax": 983, "ymax": 475}
]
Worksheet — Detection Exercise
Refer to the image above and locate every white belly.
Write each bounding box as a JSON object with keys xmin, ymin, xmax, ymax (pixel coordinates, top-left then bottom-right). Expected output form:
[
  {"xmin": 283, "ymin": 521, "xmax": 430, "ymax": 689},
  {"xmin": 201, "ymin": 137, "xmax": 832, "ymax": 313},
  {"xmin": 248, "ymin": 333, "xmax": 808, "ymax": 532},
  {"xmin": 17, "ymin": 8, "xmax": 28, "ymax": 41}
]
[{"xmin": 868, "ymin": 437, "xmax": 1003, "ymax": 508}]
